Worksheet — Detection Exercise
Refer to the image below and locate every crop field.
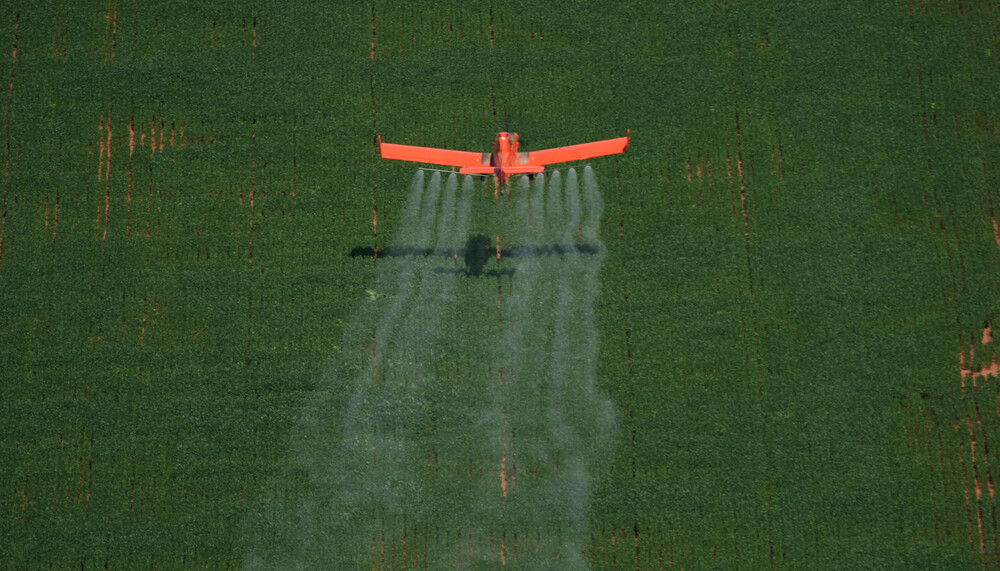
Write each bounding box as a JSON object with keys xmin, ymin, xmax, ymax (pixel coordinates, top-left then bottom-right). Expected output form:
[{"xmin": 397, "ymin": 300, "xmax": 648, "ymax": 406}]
[{"xmin": 2, "ymin": 1, "xmax": 1000, "ymax": 569}]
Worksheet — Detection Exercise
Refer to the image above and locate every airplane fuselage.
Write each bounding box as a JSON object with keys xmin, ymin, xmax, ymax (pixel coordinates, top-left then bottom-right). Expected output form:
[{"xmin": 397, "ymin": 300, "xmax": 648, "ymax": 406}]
[
  {"xmin": 486, "ymin": 132, "xmax": 525, "ymax": 188},
  {"xmin": 492, "ymin": 132, "xmax": 520, "ymax": 170}
]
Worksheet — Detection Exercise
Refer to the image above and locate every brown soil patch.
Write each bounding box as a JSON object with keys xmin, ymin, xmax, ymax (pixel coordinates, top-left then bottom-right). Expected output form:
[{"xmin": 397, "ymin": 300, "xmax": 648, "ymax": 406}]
[
  {"xmin": 962, "ymin": 355, "xmax": 1000, "ymax": 381},
  {"xmin": 98, "ymin": 118, "xmax": 106, "ymax": 180},
  {"xmin": 111, "ymin": 3, "xmax": 119, "ymax": 63},
  {"xmin": 930, "ymin": 324, "xmax": 1000, "ymax": 563},
  {"xmin": 0, "ymin": 214, "xmax": 5, "ymax": 271},
  {"xmin": 105, "ymin": 117, "xmax": 112, "ymax": 179},
  {"xmin": 975, "ymin": 407, "xmax": 997, "ymax": 501},
  {"xmin": 500, "ymin": 447, "xmax": 508, "ymax": 498},
  {"xmin": 140, "ymin": 298, "xmax": 148, "ymax": 345},
  {"xmin": 104, "ymin": 1, "xmax": 119, "ymax": 64},
  {"xmin": 991, "ymin": 210, "xmax": 1000, "ymax": 250},
  {"xmin": 961, "ymin": 324, "xmax": 999, "ymax": 382},
  {"xmin": 965, "ymin": 415, "xmax": 984, "ymax": 501},
  {"xmin": 958, "ymin": 440, "xmax": 974, "ymax": 545},
  {"xmin": 52, "ymin": 196, "xmax": 59, "ymax": 241},
  {"xmin": 501, "ymin": 531, "xmax": 507, "ymax": 566}
]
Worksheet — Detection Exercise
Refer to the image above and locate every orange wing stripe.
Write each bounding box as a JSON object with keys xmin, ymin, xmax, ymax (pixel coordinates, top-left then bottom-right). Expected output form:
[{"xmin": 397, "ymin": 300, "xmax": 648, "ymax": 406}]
[
  {"xmin": 379, "ymin": 139, "xmax": 486, "ymax": 168},
  {"xmin": 524, "ymin": 135, "xmax": 629, "ymax": 166}
]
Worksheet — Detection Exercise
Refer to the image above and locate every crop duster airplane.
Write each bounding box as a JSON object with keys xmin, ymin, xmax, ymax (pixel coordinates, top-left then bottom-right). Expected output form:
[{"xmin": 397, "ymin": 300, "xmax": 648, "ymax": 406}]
[{"xmin": 378, "ymin": 130, "xmax": 629, "ymax": 189}]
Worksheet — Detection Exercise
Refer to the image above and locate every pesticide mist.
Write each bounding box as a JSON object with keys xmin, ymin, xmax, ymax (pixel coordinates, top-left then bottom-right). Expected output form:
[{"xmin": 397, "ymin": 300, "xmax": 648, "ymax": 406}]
[{"xmin": 248, "ymin": 167, "xmax": 615, "ymax": 569}]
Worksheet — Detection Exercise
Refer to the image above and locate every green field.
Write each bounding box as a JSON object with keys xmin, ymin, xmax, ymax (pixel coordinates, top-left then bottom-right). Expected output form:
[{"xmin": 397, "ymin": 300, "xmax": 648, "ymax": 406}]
[{"xmin": 3, "ymin": 1, "xmax": 1000, "ymax": 568}]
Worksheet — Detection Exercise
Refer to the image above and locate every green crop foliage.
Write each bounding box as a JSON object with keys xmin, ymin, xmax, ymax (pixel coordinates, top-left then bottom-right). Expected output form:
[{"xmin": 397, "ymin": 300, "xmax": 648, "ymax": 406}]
[{"xmin": 2, "ymin": 1, "xmax": 1000, "ymax": 569}]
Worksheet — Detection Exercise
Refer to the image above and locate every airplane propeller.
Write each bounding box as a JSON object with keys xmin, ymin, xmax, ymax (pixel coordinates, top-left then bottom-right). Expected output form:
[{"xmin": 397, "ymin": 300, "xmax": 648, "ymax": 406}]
[{"xmin": 503, "ymin": 113, "xmax": 528, "ymax": 147}]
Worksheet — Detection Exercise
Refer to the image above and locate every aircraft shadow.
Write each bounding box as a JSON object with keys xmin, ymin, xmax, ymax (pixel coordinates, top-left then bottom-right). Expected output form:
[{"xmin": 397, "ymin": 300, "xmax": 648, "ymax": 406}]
[{"xmin": 349, "ymin": 234, "xmax": 600, "ymax": 278}]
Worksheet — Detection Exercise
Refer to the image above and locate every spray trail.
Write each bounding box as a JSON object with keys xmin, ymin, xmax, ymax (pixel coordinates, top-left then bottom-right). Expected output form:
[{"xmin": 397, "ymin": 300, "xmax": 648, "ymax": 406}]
[
  {"xmin": 478, "ymin": 166, "xmax": 614, "ymax": 567},
  {"xmin": 248, "ymin": 169, "xmax": 613, "ymax": 569},
  {"xmin": 247, "ymin": 172, "xmax": 471, "ymax": 569}
]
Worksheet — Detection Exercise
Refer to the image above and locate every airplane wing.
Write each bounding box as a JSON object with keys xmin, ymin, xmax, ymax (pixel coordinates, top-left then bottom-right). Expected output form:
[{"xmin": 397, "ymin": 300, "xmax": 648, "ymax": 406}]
[
  {"xmin": 379, "ymin": 136, "xmax": 488, "ymax": 168},
  {"xmin": 521, "ymin": 133, "xmax": 629, "ymax": 166}
]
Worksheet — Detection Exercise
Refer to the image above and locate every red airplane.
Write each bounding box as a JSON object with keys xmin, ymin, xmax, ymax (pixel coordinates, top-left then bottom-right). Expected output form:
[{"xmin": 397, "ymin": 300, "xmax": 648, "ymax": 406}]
[{"xmin": 378, "ymin": 131, "xmax": 629, "ymax": 189}]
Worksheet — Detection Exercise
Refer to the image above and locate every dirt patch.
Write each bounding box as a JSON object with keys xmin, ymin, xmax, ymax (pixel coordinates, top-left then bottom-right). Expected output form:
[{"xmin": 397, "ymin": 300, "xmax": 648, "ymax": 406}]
[
  {"xmin": 0, "ymin": 213, "xmax": 5, "ymax": 271},
  {"xmin": 963, "ymin": 415, "xmax": 992, "ymax": 566},
  {"xmin": 957, "ymin": 439, "xmax": 975, "ymax": 546},
  {"xmin": 735, "ymin": 113, "xmax": 749, "ymax": 237},
  {"xmin": 962, "ymin": 355, "xmax": 1000, "ymax": 381},
  {"xmin": 371, "ymin": 4, "xmax": 376, "ymax": 60},
  {"xmin": 98, "ymin": 119, "xmax": 105, "ymax": 180},
  {"xmin": 501, "ymin": 531, "xmax": 507, "ymax": 566},
  {"xmin": 961, "ymin": 325, "xmax": 999, "ymax": 381},
  {"xmin": 973, "ymin": 407, "xmax": 998, "ymax": 504},
  {"xmin": 52, "ymin": 195, "xmax": 59, "ymax": 241},
  {"xmin": 104, "ymin": 1, "xmax": 119, "ymax": 64},
  {"xmin": 919, "ymin": 323, "xmax": 1000, "ymax": 564},
  {"xmin": 965, "ymin": 415, "xmax": 985, "ymax": 501},
  {"xmin": 105, "ymin": 117, "xmax": 112, "ymax": 179},
  {"xmin": 991, "ymin": 210, "xmax": 1000, "ymax": 250},
  {"xmin": 140, "ymin": 297, "xmax": 148, "ymax": 346},
  {"xmin": 500, "ymin": 449, "xmax": 508, "ymax": 497},
  {"xmin": 102, "ymin": 189, "xmax": 110, "ymax": 242}
]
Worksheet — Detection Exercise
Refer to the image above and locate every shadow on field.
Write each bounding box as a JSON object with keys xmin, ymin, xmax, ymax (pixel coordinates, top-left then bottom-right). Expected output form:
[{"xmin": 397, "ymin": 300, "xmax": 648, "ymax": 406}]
[{"xmin": 349, "ymin": 234, "xmax": 600, "ymax": 277}]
